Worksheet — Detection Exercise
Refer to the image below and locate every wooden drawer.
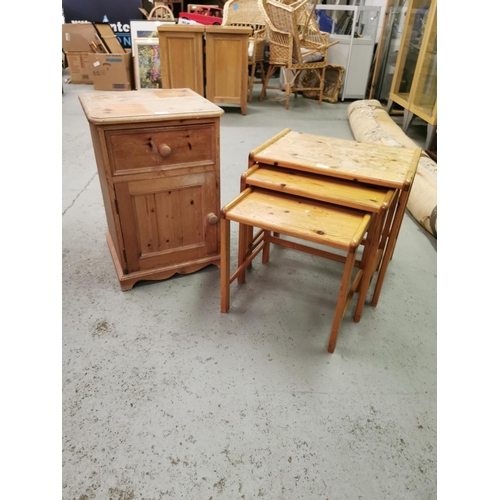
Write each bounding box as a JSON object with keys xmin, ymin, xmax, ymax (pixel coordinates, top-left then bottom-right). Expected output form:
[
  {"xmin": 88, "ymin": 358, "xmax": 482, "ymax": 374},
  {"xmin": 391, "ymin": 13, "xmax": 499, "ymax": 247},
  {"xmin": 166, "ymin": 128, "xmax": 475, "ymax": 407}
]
[{"xmin": 106, "ymin": 123, "xmax": 215, "ymax": 176}]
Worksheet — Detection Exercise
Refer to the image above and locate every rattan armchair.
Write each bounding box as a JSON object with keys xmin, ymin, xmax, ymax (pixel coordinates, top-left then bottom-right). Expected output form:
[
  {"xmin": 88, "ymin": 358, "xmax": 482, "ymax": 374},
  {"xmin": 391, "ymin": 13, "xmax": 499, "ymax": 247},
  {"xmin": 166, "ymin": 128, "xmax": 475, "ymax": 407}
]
[
  {"xmin": 222, "ymin": 0, "xmax": 267, "ymax": 102},
  {"xmin": 257, "ymin": 0, "xmax": 338, "ymax": 109}
]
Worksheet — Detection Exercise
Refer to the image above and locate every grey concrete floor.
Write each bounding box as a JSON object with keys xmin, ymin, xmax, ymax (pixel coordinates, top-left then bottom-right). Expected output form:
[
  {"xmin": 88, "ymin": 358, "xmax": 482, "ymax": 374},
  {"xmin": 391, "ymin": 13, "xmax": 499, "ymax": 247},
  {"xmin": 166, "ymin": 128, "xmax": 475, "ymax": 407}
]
[{"xmin": 62, "ymin": 68, "xmax": 437, "ymax": 500}]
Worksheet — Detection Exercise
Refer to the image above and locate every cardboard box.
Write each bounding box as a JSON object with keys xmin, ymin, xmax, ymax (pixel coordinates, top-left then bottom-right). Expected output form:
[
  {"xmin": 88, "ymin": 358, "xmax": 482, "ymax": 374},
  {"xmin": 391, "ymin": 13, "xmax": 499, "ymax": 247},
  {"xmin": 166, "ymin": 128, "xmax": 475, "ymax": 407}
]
[
  {"xmin": 63, "ymin": 23, "xmax": 127, "ymax": 85},
  {"xmin": 89, "ymin": 50, "xmax": 133, "ymax": 91},
  {"xmin": 62, "ymin": 23, "xmax": 98, "ymax": 52},
  {"xmin": 92, "ymin": 23, "xmax": 126, "ymax": 54},
  {"xmin": 66, "ymin": 51, "xmax": 93, "ymax": 84},
  {"xmin": 63, "ymin": 24, "xmax": 97, "ymax": 84}
]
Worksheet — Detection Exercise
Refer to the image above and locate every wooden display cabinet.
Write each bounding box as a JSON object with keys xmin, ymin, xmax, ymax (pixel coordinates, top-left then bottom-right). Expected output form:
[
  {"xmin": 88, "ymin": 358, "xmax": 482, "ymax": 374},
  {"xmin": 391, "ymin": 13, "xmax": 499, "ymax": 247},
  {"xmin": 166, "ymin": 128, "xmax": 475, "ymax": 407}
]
[
  {"xmin": 79, "ymin": 88, "xmax": 225, "ymax": 290},
  {"xmin": 158, "ymin": 24, "xmax": 251, "ymax": 114},
  {"xmin": 388, "ymin": 0, "xmax": 437, "ymax": 149}
]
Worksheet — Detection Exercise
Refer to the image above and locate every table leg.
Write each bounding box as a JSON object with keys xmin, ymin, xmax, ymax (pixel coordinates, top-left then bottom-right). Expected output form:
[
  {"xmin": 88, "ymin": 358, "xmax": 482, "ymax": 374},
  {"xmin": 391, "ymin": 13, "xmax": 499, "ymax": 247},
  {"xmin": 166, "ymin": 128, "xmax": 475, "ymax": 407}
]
[
  {"xmin": 371, "ymin": 187, "xmax": 410, "ymax": 307},
  {"xmin": 328, "ymin": 248, "xmax": 357, "ymax": 353},
  {"xmin": 353, "ymin": 210, "xmax": 384, "ymax": 322},
  {"xmin": 237, "ymin": 223, "xmax": 251, "ymax": 284},
  {"xmin": 220, "ymin": 218, "xmax": 231, "ymax": 313}
]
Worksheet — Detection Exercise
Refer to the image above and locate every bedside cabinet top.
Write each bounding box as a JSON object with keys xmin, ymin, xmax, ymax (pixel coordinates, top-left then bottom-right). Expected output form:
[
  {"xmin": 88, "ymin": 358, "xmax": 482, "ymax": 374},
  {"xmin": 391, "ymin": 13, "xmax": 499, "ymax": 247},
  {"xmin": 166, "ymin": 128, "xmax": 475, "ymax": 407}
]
[{"xmin": 79, "ymin": 88, "xmax": 224, "ymax": 125}]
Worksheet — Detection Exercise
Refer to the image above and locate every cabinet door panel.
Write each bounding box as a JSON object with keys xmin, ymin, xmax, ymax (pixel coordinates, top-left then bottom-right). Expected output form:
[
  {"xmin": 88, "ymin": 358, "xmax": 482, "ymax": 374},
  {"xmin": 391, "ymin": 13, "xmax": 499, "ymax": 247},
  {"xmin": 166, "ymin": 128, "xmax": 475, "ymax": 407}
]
[
  {"xmin": 205, "ymin": 32, "xmax": 248, "ymax": 104},
  {"xmin": 158, "ymin": 30, "xmax": 204, "ymax": 95},
  {"xmin": 115, "ymin": 171, "xmax": 219, "ymax": 272}
]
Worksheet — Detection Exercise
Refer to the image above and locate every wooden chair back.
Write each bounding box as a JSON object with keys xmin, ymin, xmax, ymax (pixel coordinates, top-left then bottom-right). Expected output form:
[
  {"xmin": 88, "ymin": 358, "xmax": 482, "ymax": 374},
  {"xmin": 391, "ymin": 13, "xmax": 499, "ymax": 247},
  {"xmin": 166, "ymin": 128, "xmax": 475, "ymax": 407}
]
[{"xmin": 148, "ymin": 4, "xmax": 175, "ymax": 19}]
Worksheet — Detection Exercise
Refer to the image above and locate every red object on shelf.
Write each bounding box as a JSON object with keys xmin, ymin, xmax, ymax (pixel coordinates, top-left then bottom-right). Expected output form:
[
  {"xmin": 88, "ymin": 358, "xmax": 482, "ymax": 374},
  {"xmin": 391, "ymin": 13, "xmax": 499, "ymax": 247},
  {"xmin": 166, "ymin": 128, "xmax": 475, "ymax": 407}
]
[{"xmin": 178, "ymin": 6, "xmax": 223, "ymax": 25}]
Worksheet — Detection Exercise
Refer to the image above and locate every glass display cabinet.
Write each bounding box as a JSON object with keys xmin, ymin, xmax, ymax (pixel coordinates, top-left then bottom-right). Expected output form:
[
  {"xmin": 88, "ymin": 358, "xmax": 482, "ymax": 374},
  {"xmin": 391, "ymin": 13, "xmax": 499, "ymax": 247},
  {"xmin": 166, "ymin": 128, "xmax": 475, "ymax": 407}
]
[
  {"xmin": 368, "ymin": 0, "xmax": 407, "ymax": 102},
  {"xmin": 388, "ymin": 0, "xmax": 437, "ymax": 149},
  {"xmin": 408, "ymin": 3, "xmax": 436, "ymax": 122},
  {"xmin": 314, "ymin": 4, "xmax": 381, "ymax": 100}
]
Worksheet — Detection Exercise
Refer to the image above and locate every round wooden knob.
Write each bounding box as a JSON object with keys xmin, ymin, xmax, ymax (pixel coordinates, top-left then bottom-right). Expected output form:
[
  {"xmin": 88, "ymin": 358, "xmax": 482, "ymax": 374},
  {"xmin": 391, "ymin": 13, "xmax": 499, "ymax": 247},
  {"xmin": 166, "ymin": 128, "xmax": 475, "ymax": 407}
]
[
  {"xmin": 207, "ymin": 213, "xmax": 219, "ymax": 225},
  {"xmin": 158, "ymin": 144, "xmax": 172, "ymax": 158}
]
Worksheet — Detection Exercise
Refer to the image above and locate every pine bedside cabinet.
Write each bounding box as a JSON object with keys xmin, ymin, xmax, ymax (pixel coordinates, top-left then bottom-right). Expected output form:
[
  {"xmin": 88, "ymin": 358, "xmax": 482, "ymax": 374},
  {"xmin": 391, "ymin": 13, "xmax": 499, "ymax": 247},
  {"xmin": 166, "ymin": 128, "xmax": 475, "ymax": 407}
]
[{"xmin": 79, "ymin": 88, "xmax": 225, "ymax": 290}]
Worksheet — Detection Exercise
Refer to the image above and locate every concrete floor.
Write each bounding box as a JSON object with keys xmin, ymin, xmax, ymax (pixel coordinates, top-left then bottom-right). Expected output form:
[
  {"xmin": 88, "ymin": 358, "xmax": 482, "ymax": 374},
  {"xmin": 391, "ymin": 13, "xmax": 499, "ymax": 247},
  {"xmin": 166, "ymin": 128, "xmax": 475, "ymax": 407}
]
[{"xmin": 62, "ymin": 69, "xmax": 437, "ymax": 500}]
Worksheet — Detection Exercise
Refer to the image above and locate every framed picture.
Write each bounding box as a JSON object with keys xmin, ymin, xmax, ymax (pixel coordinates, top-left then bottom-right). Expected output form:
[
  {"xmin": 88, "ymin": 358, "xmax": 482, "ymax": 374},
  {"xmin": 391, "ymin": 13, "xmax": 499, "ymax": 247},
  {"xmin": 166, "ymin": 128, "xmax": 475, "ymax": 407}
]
[
  {"xmin": 130, "ymin": 20, "xmax": 175, "ymax": 57},
  {"xmin": 134, "ymin": 38, "xmax": 162, "ymax": 90}
]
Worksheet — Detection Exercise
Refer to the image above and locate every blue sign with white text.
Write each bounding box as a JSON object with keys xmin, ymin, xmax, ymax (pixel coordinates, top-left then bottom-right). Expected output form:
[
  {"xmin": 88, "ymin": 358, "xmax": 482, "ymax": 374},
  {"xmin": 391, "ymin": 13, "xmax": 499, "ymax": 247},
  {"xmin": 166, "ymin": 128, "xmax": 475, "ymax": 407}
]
[{"xmin": 62, "ymin": 0, "xmax": 142, "ymax": 48}]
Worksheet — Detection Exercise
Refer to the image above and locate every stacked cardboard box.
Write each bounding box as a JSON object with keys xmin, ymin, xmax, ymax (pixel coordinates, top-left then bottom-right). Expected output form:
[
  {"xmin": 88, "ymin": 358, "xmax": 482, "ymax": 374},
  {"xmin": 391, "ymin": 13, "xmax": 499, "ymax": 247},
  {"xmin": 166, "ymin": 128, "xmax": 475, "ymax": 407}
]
[
  {"xmin": 62, "ymin": 23, "xmax": 96, "ymax": 84},
  {"xmin": 62, "ymin": 23, "xmax": 133, "ymax": 90},
  {"xmin": 89, "ymin": 52, "xmax": 133, "ymax": 91}
]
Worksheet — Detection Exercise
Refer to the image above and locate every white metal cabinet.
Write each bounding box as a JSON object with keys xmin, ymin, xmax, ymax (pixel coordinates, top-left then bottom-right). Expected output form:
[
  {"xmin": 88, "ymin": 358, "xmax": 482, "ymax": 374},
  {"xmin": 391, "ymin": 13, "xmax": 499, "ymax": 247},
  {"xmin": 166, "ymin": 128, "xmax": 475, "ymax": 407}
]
[{"xmin": 315, "ymin": 4, "xmax": 380, "ymax": 100}]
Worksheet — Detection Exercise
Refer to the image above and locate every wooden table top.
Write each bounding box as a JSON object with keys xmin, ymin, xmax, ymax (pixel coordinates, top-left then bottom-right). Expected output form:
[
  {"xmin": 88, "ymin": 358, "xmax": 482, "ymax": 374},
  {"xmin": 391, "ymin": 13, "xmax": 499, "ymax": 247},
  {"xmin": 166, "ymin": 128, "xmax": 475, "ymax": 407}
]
[
  {"xmin": 204, "ymin": 26, "xmax": 252, "ymax": 35},
  {"xmin": 244, "ymin": 165, "xmax": 395, "ymax": 213},
  {"xmin": 79, "ymin": 88, "xmax": 224, "ymax": 125},
  {"xmin": 158, "ymin": 25, "xmax": 205, "ymax": 33},
  {"xmin": 251, "ymin": 129, "xmax": 421, "ymax": 189},
  {"xmin": 223, "ymin": 188, "xmax": 371, "ymax": 251},
  {"xmin": 157, "ymin": 25, "xmax": 252, "ymax": 35}
]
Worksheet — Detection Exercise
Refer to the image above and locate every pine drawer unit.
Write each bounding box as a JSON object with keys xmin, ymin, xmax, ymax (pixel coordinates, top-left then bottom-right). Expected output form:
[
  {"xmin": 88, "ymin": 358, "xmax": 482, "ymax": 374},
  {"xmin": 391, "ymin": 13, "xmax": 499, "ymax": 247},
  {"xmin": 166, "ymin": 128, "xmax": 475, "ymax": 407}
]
[{"xmin": 79, "ymin": 88, "xmax": 225, "ymax": 290}]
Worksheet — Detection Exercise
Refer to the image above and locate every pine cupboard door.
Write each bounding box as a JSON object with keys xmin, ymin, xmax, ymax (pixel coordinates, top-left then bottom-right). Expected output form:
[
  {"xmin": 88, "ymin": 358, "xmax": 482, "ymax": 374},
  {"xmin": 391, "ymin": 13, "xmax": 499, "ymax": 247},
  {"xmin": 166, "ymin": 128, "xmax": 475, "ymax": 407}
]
[
  {"xmin": 158, "ymin": 26, "xmax": 205, "ymax": 96},
  {"xmin": 114, "ymin": 171, "xmax": 219, "ymax": 273},
  {"xmin": 204, "ymin": 26, "xmax": 251, "ymax": 114}
]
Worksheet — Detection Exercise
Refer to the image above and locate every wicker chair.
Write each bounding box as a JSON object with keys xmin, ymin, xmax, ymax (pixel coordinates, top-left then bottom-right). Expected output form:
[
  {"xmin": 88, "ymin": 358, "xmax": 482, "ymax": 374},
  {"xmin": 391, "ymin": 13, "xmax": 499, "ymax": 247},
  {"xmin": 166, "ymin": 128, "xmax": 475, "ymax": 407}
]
[
  {"xmin": 148, "ymin": 4, "xmax": 176, "ymax": 20},
  {"xmin": 222, "ymin": 0, "xmax": 267, "ymax": 102},
  {"xmin": 257, "ymin": 0, "xmax": 338, "ymax": 109}
]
